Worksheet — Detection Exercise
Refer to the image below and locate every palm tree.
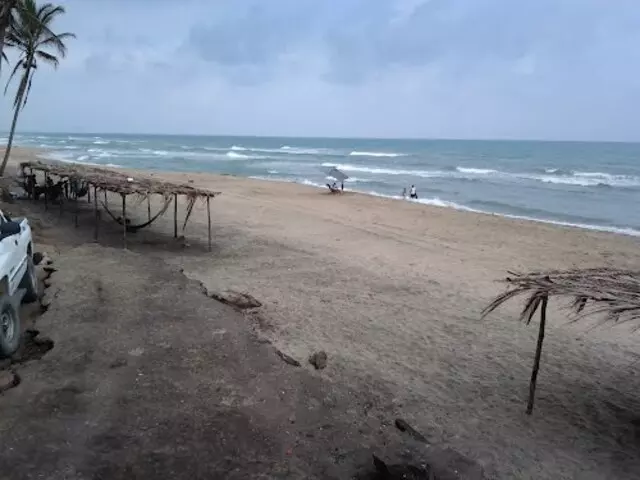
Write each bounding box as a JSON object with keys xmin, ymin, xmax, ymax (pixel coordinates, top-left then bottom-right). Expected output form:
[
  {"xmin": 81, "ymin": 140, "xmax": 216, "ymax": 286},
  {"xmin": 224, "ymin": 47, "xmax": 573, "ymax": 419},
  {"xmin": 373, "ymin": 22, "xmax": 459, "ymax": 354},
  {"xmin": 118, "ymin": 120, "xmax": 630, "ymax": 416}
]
[
  {"xmin": 0, "ymin": 0, "xmax": 18, "ymax": 72},
  {"xmin": 0, "ymin": 0, "xmax": 74, "ymax": 176}
]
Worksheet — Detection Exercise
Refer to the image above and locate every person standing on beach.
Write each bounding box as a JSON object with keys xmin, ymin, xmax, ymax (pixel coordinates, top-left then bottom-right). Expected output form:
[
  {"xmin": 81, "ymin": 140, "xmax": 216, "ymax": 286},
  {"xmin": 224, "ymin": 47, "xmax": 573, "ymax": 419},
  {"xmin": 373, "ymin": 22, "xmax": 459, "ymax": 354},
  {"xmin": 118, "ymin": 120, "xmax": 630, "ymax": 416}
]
[
  {"xmin": 402, "ymin": 187, "xmax": 407, "ymax": 199},
  {"xmin": 410, "ymin": 185, "xmax": 418, "ymax": 199}
]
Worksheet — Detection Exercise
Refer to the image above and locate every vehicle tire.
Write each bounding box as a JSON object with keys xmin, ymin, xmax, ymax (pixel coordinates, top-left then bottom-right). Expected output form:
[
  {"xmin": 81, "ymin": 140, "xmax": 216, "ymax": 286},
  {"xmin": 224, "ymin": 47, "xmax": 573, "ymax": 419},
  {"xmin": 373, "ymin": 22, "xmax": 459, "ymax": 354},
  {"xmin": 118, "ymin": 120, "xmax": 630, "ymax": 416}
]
[
  {"xmin": 0, "ymin": 295, "xmax": 20, "ymax": 357},
  {"xmin": 19, "ymin": 256, "xmax": 38, "ymax": 304}
]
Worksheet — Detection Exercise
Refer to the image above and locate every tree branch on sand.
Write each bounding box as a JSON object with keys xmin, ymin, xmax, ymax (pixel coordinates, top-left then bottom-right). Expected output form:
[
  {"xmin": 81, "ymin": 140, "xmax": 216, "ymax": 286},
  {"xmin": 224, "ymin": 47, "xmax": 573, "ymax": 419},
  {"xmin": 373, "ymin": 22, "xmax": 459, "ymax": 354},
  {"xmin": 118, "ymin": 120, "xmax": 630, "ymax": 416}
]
[{"xmin": 482, "ymin": 267, "xmax": 640, "ymax": 414}]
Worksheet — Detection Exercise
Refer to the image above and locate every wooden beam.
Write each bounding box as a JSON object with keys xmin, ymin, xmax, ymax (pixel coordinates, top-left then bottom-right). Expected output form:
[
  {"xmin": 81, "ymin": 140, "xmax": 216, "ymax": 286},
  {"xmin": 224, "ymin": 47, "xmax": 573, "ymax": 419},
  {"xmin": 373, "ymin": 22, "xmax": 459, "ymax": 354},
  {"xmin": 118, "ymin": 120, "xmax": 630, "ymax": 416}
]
[
  {"xmin": 74, "ymin": 189, "xmax": 79, "ymax": 228},
  {"xmin": 93, "ymin": 186, "xmax": 99, "ymax": 241},
  {"xmin": 527, "ymin": 295, "xmax": 548, "ymax": 415},
  {"xmin": 43, "ymin": 172, "xmax": 48, "ymax": 211},
  {"xmin": 29, "ymin": 168, "xmax": 34, "ymax": 202},
  {"xmin": 122, "ymin": 194, "xmax": 127, "ymax": 249},
  {"xmin": 173, "ymin": 194, "xmax": 178, "ymax": 238},
  {"xmin": 59, "ymin": 178, "xmax": 63, "ymax": 217},
  {"xmin": 207, "ymin": 196, "xmax": 212, "ymax": 252}
]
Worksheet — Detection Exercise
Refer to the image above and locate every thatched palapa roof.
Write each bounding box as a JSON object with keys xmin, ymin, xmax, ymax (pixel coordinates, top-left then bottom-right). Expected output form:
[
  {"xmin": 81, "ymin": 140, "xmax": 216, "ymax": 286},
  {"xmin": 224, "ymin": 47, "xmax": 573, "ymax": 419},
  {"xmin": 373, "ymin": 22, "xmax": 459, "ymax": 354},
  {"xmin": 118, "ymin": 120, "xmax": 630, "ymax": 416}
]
[
  {"xmin": 483, "ymin": 267, "xmax": 640, "ymax": 327},
  {"xmin": 20, "ymin": 160, "xmax": 220, "ymax": 198},
  {"xmin": 483, "ymin": 267, "xmax": 640, "ymax": 414}
]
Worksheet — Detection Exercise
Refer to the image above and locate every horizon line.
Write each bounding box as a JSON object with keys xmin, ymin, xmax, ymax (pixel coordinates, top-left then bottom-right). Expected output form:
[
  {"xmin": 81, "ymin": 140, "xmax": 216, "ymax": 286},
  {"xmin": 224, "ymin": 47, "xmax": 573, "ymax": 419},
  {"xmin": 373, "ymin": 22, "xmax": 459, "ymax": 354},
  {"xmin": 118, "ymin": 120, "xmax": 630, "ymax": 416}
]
[{"xmin": 8, "ymin": 130, "xmax": 640, "ymax": 145}]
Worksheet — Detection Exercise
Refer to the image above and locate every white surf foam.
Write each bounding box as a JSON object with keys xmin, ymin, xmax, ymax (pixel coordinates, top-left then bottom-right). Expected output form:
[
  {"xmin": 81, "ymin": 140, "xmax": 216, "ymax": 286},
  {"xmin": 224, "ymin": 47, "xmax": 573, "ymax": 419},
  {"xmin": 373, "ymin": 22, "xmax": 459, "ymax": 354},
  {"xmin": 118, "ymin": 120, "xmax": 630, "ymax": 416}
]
[
  {"xmin": 456, "ymin": 167, "xmax": 498, "ymax": 175},
  {"xmin": 349, "ymin": 151, "xmax": 406, "ymax": 157},
  {"xmin": 226, "ymin": 151, "xmax": 250, "ymax": 159}
]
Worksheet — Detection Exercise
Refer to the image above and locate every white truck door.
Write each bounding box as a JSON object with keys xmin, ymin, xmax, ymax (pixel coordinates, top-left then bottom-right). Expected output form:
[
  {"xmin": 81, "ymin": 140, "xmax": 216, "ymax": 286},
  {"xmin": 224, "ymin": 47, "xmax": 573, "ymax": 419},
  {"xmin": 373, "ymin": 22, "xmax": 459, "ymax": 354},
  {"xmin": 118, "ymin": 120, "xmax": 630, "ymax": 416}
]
[{"xmin": 0, "ymin": 213, "xmax": 24, "ymax": 295}]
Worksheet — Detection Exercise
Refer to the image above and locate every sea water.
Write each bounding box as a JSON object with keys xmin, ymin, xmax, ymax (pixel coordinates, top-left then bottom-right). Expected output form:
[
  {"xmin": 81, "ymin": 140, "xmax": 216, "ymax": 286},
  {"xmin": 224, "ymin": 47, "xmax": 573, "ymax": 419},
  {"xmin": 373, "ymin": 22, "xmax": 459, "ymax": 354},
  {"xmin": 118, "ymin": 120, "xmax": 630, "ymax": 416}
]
[{"xmin": 10, "ymin": 132, "xmax": 640, "ymax": 236}]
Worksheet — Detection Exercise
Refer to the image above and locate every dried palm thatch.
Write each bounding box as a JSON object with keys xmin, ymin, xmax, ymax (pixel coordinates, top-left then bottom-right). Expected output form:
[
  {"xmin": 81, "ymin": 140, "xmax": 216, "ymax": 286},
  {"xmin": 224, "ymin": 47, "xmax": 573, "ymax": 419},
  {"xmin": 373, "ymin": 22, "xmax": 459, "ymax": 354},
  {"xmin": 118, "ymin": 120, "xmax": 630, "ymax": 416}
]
[
  {"xmin": 483, "ymin": 268, "xmax": 640, "ymax": 326},
  {"xmin": 483, "ymin": 267, "xmax": 640, "ymax": 414},
  {"xmin": 20, "ymin": 160, "xmax": 219, "ymax": 197},
  {"xmin": 19, "ymin": 159, "xmax": 220, "ymax": 250}
]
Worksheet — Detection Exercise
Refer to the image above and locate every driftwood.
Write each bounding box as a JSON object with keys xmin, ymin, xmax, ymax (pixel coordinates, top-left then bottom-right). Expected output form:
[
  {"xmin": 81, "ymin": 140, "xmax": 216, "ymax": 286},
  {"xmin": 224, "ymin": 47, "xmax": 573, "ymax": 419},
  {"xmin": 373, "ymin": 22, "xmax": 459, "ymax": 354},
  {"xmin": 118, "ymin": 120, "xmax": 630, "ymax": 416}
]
[{"xmin": 483, "ymin": 267, "xmax": 640, "ymax": 414}]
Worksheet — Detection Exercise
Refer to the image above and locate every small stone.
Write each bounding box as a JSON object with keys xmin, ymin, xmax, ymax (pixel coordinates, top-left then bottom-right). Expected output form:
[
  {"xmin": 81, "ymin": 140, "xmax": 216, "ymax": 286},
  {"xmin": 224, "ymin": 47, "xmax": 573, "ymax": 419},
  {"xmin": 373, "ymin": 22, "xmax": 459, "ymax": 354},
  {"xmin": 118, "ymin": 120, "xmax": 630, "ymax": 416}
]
[
  {"xmin": 109, "ymin": 358, "xmax": 128, "ymax": 369},
  {"xmin": 32, "ymin": 252, "xmax": 44, "ymax": 265},
  {"xmin": 0, "ymin": 370, "xmax": 20, "ymax": 393},
  {"xmin": 43, "ymin": 278, "xmax": 52, "ymax": 288},
  {"xmin": 41, "ymin": 295, "xmax": 52, "ymax": 308},
  {"xmin": 308, "ymin": 351, "xmax": 328, "ymax": 370},
  {"xmin": 43, "ymin": 265, "xmax": 57, "ymax": 274}
]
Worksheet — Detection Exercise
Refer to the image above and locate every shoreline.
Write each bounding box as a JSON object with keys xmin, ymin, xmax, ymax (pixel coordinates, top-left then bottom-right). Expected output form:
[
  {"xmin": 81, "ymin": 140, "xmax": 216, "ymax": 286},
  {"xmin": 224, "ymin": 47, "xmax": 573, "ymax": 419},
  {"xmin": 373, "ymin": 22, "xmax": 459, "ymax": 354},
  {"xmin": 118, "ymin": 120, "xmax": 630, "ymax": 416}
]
[{"xmin": 27, "ymin": 145, "xmax": 640, "ymax": 238}]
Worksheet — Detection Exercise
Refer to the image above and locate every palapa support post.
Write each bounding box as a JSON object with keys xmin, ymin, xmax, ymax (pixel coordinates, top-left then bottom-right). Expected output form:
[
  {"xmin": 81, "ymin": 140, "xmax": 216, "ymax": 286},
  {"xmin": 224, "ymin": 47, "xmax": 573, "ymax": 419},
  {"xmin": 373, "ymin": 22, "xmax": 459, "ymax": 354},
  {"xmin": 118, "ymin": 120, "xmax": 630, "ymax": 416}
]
[
  {"xmin": 59, "ymin": 178, "xmax": 63, "ymax": 217},
  {"xmin": 74, "ymin": 190, "xmax": 79, "ymax": 228},
  {"xmin": 173, "ymin": 194, "xmax": 178, "ymax": 238},
  {"xmin": 104, "ymin": 190, "xmax": 108, "ymax": 206},
  {"xmin": 88, "ymin": 185, "xmax": 91, "ymax": 203},
  {"xmin": 147, "ymin": 196, "xmax": 151, "ymax": 221},
  {"xmin": 207, "ymin": 196, "xmax": 212, "ymax": 252},
  {"xmin": 122, "ymin": 194, "xmax": 127, "ymax": 249},
  {"xmin": 29, "ymin": 168, "xmax": 34, "ymax": 202},
  {"xmin": 527, "ymin": 295, "xmax": 549, "ymax": 415},
  {"xmin": 93, "ymin": 186, "xmax": 99, "ymax": 241},
  {"xmin": 43, "ymin": 172, "xmax": 49, "ymax": 211}
]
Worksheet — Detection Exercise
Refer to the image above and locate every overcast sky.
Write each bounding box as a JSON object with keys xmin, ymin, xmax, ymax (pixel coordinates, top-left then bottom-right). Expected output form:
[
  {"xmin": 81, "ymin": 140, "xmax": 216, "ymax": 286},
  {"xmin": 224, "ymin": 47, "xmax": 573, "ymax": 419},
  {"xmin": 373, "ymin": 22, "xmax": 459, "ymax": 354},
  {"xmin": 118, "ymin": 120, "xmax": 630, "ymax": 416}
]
[{"xmin": 1, "ymin": 0, "xmax": 639, "ymax": 141}]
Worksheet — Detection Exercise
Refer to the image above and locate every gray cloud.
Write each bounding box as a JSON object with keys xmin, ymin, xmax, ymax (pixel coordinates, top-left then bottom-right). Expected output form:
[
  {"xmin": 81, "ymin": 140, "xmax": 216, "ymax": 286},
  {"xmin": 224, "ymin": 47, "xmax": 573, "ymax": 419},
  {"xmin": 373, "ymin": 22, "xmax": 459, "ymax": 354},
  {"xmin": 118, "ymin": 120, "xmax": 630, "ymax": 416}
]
[{"xmin": 1, "ymin": 0, "xmax": 639, "ymax": 141}]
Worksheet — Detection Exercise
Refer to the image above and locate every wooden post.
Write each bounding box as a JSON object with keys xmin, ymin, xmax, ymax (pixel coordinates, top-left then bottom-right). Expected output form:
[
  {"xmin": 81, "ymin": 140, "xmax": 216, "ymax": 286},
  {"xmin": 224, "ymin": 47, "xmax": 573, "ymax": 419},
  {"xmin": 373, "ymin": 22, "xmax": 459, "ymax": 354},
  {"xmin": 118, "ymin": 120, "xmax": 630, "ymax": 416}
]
[
  {"xmin": 147, "ymin": 196, "xmax": 151, "ymax": 221},
  {"xmin": 122, "ymin": 194, "xmax": 127, "ymax": 249},
  {"xmin": 59, "ymin": 179, "xmax": 63, "ymax": 217},
  {"xmin": 43, "ymin": 172, "xmax": 49, "ymax": 211},
  {"xmin": 74, "ymin": 190, "xmax": 79, "ymax": 228},
  {"xmin": 87, "ymin": 185, "xmax": 91, "ymax": 203},
  {"xmin": 93, "ymin": 186, "xmax": 99, "ymax": 241},
  {"xmin": 207, "ymin": 196, "xmax": 212, "ymax": 252},
  {"xmin": 104, "ymin": 190, "xmax": 108, "ymax": 206},
  {"xmin": 173, "ymin": 194, "xmax": 178, "ymax": 238},
  {"xmin": 527, "ymin": 295, "xmax": 549, "ymax": 415},
  {"xmin": 29, "ymin": 168, "xmax": 34, "ymax": 202}
]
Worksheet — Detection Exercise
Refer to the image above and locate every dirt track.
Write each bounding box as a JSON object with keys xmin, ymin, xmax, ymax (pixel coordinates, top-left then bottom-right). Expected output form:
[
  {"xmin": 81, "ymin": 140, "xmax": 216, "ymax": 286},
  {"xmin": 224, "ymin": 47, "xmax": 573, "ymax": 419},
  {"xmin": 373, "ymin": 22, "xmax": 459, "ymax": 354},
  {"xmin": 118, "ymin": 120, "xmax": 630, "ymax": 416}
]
[{"xmin": 0, "ymin": 228, "xmax": 481, "ymax": 479}]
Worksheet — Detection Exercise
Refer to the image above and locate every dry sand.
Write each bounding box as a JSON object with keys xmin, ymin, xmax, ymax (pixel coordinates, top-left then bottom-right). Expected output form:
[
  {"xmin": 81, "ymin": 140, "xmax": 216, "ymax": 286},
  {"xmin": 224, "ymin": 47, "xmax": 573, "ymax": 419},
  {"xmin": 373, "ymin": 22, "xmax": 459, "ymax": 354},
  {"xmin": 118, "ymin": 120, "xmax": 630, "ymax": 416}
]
[{"xmin": 7, "ymin": 148, "xmax": 640, "ymax": 478}]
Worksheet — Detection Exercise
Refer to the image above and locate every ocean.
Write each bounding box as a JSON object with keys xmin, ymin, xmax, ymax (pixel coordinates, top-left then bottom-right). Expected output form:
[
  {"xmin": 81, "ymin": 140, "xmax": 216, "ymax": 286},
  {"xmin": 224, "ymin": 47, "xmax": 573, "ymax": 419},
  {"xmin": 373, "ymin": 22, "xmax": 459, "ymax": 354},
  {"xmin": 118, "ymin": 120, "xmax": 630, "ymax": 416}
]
[{"xmin": 10, "ymin": 132, "xmax": 640, "ymax": 236}]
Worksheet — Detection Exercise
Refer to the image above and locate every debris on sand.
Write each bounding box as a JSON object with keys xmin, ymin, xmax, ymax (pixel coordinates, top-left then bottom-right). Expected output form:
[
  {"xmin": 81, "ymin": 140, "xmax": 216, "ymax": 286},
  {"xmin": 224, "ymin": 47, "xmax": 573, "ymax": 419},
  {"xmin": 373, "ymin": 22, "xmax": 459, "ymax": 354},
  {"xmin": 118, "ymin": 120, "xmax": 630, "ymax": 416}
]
[
  {"xmin": 368, "ymin": 454, "xmax": 433, "ymax": 479},
  {"xmin": 0, "ymin": 370, "xmax": 20, "ymax": 393},
  {"xmin": 308, "ymin": 350, "xmax": 328, "ymax": 370},
  {"xmin": 206, "ymin": 289, "xmax": 262, "ymax": 310},
  {"xmin": 275, "ymin": 348, "xmax": 301, "ymax": 367},
  {"xmin": 33, "ymin": 251, "xmax": 44, "ymax": 265},
  {"xmin": 395, "ymin": 418, "xmax": 429, "ymax": 444}
]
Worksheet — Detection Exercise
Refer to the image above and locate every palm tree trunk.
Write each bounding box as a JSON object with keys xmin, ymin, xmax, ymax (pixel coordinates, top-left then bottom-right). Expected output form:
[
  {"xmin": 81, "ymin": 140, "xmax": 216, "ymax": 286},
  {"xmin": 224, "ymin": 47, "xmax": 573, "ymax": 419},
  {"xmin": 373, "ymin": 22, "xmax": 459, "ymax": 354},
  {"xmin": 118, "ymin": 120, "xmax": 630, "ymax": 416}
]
[{"xmin": 0, "ymin": 89, "xmax": 23, "ymax": 176}]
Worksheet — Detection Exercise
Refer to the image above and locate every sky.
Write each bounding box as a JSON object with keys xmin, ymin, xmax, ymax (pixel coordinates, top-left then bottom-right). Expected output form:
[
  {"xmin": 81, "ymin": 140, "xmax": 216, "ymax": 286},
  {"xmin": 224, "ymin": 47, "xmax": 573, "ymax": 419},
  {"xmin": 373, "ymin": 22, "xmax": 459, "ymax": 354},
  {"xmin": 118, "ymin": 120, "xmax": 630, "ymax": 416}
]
[{"xmin": 1, "ymin": 0, "xmax": 639, "ymax": 141}]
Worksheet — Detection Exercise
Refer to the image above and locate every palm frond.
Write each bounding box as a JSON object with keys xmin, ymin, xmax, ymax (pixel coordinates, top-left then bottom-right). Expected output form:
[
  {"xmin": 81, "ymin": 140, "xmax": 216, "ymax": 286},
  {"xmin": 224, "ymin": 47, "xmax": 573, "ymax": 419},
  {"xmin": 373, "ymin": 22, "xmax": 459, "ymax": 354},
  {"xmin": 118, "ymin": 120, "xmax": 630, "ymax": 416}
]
[
  {"xmin": 4, "ymin": 57, "xmax": 23, "ymax": 95},
  {"xmin": 483, "ymin": 268, "xmax": 640, "ymax": 327},
  {"xmin": 35, "ymin": 49, "xmax": 58, "ymax": 67}
]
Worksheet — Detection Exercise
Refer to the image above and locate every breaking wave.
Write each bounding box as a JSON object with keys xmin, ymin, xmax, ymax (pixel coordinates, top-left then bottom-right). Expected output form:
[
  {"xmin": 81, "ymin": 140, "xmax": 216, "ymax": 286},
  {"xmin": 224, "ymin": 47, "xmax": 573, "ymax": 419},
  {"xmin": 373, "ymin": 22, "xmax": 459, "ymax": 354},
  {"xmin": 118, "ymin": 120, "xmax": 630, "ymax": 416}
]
[
  {"xmin": 322, "ymin": 163, "xmax": 640, "ymax": 188},
  {"xmin": 349, "ymin": 151, "xmax": 406, "ymax": 157}
]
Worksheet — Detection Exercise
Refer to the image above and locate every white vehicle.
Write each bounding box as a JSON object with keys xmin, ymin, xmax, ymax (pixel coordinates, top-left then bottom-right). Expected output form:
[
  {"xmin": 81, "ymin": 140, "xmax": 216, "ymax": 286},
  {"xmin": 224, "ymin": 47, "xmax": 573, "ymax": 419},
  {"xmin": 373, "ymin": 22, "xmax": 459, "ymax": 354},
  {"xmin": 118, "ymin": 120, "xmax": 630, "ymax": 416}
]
[{"xmin": 0, "ymin": 210, "xmax": 38, "ymax": 357}]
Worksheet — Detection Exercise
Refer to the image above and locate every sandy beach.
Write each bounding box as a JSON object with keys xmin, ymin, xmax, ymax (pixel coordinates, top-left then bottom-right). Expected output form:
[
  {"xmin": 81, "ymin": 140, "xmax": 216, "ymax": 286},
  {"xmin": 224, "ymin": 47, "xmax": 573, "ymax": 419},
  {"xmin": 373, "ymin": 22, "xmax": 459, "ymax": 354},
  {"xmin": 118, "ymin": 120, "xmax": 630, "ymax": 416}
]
[{"xmin": 5, "ymin": 148, "xmax": 640, "ymax": 478}]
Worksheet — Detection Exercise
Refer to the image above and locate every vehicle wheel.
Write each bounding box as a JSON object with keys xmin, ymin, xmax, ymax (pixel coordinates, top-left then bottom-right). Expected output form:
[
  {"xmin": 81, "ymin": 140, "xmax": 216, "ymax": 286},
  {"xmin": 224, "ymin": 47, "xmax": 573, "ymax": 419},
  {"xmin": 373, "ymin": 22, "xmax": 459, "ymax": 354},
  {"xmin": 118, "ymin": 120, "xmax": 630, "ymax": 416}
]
[
  {"xmin": 19, "ymin": 256, "xmax": 38, "ymax": 304},
  {"xmin": 0, "ymin": 295, "xmax": 20, "ymax": 357}
]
